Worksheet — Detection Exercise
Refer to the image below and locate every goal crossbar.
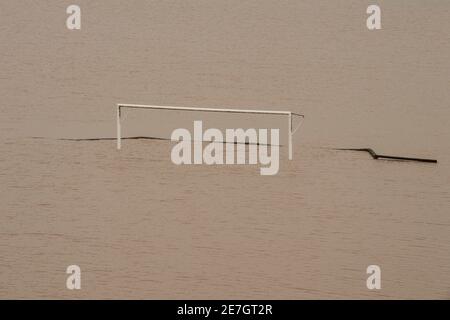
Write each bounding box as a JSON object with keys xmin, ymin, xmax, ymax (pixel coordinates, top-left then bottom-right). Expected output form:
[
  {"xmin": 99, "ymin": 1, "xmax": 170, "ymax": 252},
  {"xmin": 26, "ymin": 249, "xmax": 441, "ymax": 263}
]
[{"xmin": 116, "ymin": 103, "xmax": 304, "ymax": 160}]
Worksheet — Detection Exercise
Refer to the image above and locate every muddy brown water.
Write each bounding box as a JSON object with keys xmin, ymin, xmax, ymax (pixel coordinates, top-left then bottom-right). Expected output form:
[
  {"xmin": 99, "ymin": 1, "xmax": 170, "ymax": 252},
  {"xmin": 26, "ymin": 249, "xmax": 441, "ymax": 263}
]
[{"xmin": 1, "ymin": 1, "xmax": 449, "ymax": 298}]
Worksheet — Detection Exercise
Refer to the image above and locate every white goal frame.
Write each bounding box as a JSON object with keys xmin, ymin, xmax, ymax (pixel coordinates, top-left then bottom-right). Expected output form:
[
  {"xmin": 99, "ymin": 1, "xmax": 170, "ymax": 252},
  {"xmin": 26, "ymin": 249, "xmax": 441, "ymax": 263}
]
[{"xmin": 116, "ymin": 103, "xmax": 304, "ymax": 160}]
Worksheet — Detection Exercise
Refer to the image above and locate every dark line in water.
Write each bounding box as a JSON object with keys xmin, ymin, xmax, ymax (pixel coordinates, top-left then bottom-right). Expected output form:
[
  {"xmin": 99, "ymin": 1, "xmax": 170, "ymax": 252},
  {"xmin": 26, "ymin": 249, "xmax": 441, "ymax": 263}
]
[
  {"xmin": 59, "ymin": 136, "xmax": 167, "ymax": 141},
  {"xmin": 31, "ymin": 136, "xmax": 279, "ymax": 146},
  {"xmin": 334, "ymin": 148, "xmax": 437, "ymax": 163}
]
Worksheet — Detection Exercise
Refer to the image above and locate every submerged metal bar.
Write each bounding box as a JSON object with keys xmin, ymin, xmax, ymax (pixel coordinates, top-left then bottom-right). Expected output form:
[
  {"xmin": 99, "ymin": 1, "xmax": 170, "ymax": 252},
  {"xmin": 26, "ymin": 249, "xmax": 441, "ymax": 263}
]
[
  {"xmin": 335, "ymin": 148, "xmax": 437, "ymax": 163},
  {"xmin": 376, "ymin": 154, "xmax": 437, "ymax": 163}
]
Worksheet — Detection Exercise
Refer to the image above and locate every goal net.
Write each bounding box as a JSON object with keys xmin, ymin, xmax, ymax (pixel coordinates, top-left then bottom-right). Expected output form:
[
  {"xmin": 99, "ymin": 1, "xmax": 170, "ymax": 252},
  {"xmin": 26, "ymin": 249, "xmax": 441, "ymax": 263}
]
[{"xmin": 116, "ymin": 103, "xmax": 304, "ymax": 160}]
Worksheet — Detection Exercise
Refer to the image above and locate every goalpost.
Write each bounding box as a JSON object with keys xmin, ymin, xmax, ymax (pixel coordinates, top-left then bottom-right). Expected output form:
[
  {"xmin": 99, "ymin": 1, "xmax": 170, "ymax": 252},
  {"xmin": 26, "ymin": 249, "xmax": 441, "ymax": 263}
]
[{"xmin": 116, "ymin": 103, "xmax": 304, "ymax": 160}]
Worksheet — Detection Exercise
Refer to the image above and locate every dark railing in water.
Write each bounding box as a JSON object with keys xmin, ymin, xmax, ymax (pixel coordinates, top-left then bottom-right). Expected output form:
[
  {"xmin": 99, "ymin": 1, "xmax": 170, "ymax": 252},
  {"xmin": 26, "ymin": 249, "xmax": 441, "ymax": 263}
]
[{"xmin": 335, "ymin": 148, "xmax": 437, "ymax": 163}]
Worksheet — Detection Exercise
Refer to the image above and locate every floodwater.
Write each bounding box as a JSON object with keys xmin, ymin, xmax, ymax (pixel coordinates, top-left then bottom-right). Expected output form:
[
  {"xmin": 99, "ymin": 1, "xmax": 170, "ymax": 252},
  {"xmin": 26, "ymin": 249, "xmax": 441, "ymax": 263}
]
[{"xmin": 1, "ymin": 1, "xmax": 449, "ymax": 299}]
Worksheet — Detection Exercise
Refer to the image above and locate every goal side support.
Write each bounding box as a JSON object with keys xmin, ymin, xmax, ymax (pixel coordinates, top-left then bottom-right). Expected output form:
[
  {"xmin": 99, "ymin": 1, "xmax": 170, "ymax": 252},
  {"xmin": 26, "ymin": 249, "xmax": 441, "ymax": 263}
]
[{"xmin": 116, "ymin": 104, "xmax": 303, "ymax": 160}]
